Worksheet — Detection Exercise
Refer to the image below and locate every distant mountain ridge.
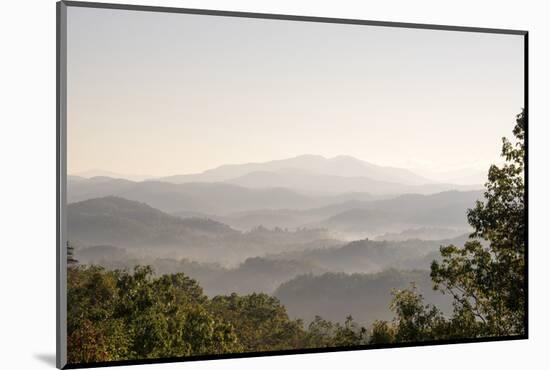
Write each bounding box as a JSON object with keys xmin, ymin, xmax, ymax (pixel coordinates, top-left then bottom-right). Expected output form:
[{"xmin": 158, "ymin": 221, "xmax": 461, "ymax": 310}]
[
  {"xmin": 67, "ymin": 174, "xmax": 482, "ymax": 235},
  {"xmin": 215, "ymin": 190, "xmax": 482, "ymax": 233},
  {"xmin": 69, "ymin": 155, "xmax": 482, "ymax": 203},
  {"xmin": 158, "ymin": 155, "xmax": 435, "ymax": 186},
  {"xmin": 67, "ymin": 196, "xmax": 237, "ymax": 247},
  {"xmin": 318, "ymin": 190, "xmax": 481, "ymax": 233},
  {"xmin": 223, "ymin": 168, "xmax": 477, "ymax": 195},
  {"xmin": 265, "ymin": 234, "xmax": 469, "ymax": 274},
  {"xmin": 67, "ymin": 196, "xmax": 339, "ymax": 265},
  {"xmin": 374, "ymin": 226, "xmax": 469, "ymax": 241},
  {"xmin": 67, "ymin": 178, "xmax": 320, "ymax": 214},
  {"xmin": 72, "ymin": 169, "xmax": 154, "ymax": 182}
]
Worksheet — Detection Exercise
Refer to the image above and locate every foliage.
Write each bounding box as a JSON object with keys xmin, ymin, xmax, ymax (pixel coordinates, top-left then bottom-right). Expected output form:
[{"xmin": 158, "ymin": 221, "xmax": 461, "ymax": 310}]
[
  {"xmin": 368, "ymin": 284, "xmax": 448, "ymax": 344},
  {"xmin": 67, "ymin": 241, "xmax": 78, "ymax": 266},
  {"xmin": 67, "ymin": 266, "xmax": 241, "ymax": 364},
  {"xmin": 370, "ymin": 110, "xmax": 526, "ymax": 344},
  {"xmin": 67, "ymin": 265, "xmax": 375, "ymax": 363},
  {"xmin": 430, "ymin": 109, "xmax": 526, "ymax": 337},
  {"xmin": 304, "ymin": 316, "xmax": 338, "ymax": 347},
  {"xmin": 209, "ymin": 293, "xmax": 306, "ymax": 352},
  {"xmin": 368, "ymin": 320, "xmax": 395, "ymax": 344},
  {"xmin": 332, "ymin": 315, "xmax": 368, "ymax": 346},
  {"xmin": 303, "ymin": 315, "xmax": 368, "ymax": 348},
  {"xmin": 67, "ymin": 110, "xmax": 526, "ymax": 361}
]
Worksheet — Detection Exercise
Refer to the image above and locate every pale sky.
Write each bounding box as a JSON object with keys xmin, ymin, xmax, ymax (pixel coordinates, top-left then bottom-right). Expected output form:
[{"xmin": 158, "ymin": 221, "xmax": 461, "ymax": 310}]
[{"xmin": 67, "ymin": 6, "xmax": 524, "ymax": 177}]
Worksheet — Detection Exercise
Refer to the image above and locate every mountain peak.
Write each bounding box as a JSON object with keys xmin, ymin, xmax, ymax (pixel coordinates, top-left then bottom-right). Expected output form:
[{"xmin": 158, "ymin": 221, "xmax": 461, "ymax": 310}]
[
  {"xmin": 71, "ymin": 169, "xmax": 153, "ymax": 182},
  {"xmin": 157, "ymin": 154, "xmax": 437, "ymax": 189},
  {"xmin": 290, "ymin": 154, "xmax": 327, "ymax": 160}
]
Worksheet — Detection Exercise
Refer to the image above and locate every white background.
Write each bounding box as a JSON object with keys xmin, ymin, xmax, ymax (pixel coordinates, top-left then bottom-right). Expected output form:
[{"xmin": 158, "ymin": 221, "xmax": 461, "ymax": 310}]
[{"xmin": 1, "ymin": 0, "xmax": 547, "ymax": 369}]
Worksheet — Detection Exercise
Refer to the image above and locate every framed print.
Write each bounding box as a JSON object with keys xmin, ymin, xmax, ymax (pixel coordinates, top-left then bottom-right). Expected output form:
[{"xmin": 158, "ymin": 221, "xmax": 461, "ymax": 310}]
[{"xmin": 57, "ymin": 1, "xmax": 528, "ymax": 368}]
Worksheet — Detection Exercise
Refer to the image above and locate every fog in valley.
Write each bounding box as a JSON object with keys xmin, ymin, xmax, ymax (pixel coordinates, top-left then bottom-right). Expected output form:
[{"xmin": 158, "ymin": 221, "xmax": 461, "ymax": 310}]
[
  {"xmin": 65, "ymin": 7, "xmax": 523, "ymax": 331},
  {"xmin": 67, "ymin": 154, "xmax": 488, "ymax": 326}
]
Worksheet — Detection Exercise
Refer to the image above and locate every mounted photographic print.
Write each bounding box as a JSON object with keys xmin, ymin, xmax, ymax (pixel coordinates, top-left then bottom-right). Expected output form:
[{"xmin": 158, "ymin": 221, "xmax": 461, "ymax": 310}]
[{"xmin": 56, "ymin": 1, "xmax": 528, "ymax": 368}]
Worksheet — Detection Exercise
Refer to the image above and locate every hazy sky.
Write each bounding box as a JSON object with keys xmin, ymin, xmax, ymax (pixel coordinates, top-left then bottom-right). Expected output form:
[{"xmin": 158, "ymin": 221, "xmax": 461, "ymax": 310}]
[{"xmin": 67, "ymin": 7, "xmax": 524, "ymax": 177}]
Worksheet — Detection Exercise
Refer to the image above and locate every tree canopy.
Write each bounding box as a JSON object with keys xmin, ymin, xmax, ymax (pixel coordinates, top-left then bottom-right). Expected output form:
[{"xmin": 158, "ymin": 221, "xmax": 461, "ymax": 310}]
[
  {"xmin": 66, "ymin": 110, "xmax": 526, "ymax": 361},
  {"xmin": 370, "ymin": 110, "xmax": 526, "ymax": 343},
  {"xmin": 67, "ymin": 265, "xmax": 370, "ymax": 364}
]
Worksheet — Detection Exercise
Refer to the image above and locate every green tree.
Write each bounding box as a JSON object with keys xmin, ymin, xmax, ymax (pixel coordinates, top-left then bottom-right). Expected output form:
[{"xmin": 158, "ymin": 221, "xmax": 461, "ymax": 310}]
[
  {"xmin": 67, "ymin": 266, "xmax": 129, "ymax": 363},
  {"xmin": 304, "ymin": 316, "xmax": 337, "ymax": 347},
  {"xmin": 430, "ymin": 109, "xmax": 526, "ymax": 336},
  {"xmin": 368, "ymin": 284, "xmax": 450, "ymax": 344},
  {"xmin": 371, "ymin": 110, "xmax": 526, "ymax": 344},
  {"xmin": 389, "ymin": 284, "xmax": 447, "ymax": 342},
  {"xmin": 67, "ymin": 240, "xmax": 78, "ymax": 266},
  {"xmin": 332, "ymin": 315, "xmax": 368, "ymax": 346},
  {"xmin": 67, "ymin": 266, "xmax": 242, "ymax": 364},
  {"xmin": 304, "ymin": 315, "xmax": 368, "ymax": 348},
  {"xmin": 368, "ymin": 320, "xmax": 395, "ymax": 344},
  {"xmin": 208, "ymin": 293, "xmax": 306, "ymax": 352}
]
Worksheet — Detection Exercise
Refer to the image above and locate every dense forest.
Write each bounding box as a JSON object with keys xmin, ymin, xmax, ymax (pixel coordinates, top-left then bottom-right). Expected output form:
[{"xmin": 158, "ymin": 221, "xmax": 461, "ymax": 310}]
[{"xmin": 67, "ymin": 110, "xmax": 525, "ymax": 364}]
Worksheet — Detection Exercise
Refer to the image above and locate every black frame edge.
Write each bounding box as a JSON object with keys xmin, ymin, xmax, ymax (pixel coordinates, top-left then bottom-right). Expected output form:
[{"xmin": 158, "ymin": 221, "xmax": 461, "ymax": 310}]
[
  {"xmin": 61, "ymin": 0, "xmax": 527, "ymax": 35},
  {"xmin": 523, "ymin": 31, "xmax": 529, "ymax": 339},
  {"xmin": 63, "ymin": 335, "xmax": 528, "ymax": 369},
  {"xmin": 57, "ymin": 1, "xmax": 68, "ymax": 368}
]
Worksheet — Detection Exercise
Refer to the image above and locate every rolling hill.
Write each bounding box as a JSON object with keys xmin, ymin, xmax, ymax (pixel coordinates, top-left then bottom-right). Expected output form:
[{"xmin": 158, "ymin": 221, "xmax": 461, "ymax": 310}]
[
  {"xmin": 67, "ymin": 196, "xmax": 339, "ymax": 265},
  {"xmin": 68, "ymin": 177, "xmax": 320, "ymax": 214},
  {"xmin": 215, "ymin": 190, "xmax": 481, "ymax": 234},
  {"xmin": 67, "ymin": 196, "xmax": 238, "ymax": 247},
  {"xmin": 316, "ymin": 190, "xmax": 482, "ymax": 233},
  {"xmin": 224, "ymin": 168, "xmax": 475, "ymax": 195},
  {"xmin": 274, "ymin": 270, "xmax": 453, "ymax": 325},
  {"xmin": 265, "ymin": 234, "xmax": 469, "ymax": 274}
]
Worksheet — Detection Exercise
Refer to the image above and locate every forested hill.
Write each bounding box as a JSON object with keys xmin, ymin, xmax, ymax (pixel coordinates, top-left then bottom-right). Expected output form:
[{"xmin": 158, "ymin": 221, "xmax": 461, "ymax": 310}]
[
  {"xmin": 68, "ymin": 196, "xmax": 338, "ymax": 265},
  {"xmin": 274, "ymin": 270, "xmax": 452, "ymax": 325},
  {"xmin": 265, "ymin": 234, "xmax": 469, "ymax": 273},
  {"xmin": 67, "ymin": 196, "xmax": 238, "ymax": 247}
]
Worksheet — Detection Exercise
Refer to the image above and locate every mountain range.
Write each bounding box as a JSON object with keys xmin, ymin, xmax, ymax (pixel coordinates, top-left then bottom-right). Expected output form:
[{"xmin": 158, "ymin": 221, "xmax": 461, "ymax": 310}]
[
  {"xmin": 265, "ymin": 234, "xmax": 469, "ymax": 274},
  {"xmin": 67, "ymin": 196, "xmax": 339, "ymax": 265},
  {"xmin": 67, "ymin": 177, "xmax": 319, "ymax": 214},
  {"xmin": 67, "ymin": 154, "xmax": 489, "ymax": 327},
  {"xmin": 158, "ymin": 155, "xmax": 434, "ymax": 185},
  {"xmin": 70, "ymin": 155, "xmax": 481, "ymax": 198},
  {"xmin": 214, "ymin": 190, "xmax": 480, "ymax": 236},
  {"xmin": 67, "ymin": 157, "xmax": 482, "ymax": 224},
  {"xmin": 68, "ymin": 184, "xmax": 479, "ymax": 242},
  {"xmin": 67, "ymin": 196, "xmax": 238, "ymax": 247}
]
